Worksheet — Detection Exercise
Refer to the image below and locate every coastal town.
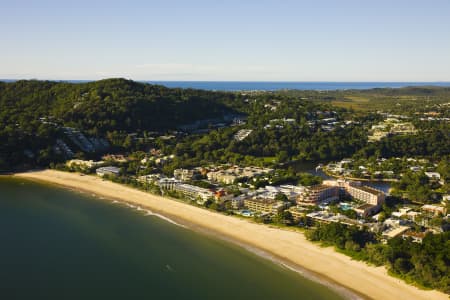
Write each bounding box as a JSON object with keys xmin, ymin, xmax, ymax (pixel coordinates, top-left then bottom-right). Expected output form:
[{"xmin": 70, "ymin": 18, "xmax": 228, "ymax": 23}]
[
  {"xmin": 2, "ymin": 1, "xmax": 450, "ymax": 299},
  {"xmin": 1, "ymin": 79, "xmax": 449, "ymax": 297},
  {"xmin": 48, "ymin": 91, "xmax": 449, "ymax": 248},
  {"xmin": 65, "ymin": 155, "xmax": 449, "ymax": 245}
]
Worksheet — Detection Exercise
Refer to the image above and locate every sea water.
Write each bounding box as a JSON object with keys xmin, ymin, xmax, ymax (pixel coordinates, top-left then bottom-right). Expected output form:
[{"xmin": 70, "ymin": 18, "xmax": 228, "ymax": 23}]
[{"xmin": 0, "ymin": 178, "xmax": 346, "ymax": 300}]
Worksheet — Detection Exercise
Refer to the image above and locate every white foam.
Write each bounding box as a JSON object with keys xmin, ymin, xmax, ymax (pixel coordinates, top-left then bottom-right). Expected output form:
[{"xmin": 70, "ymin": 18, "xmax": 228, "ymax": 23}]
[{"xmin": 144, "ymin": 209, "xmax": 186, "ymax": 228}]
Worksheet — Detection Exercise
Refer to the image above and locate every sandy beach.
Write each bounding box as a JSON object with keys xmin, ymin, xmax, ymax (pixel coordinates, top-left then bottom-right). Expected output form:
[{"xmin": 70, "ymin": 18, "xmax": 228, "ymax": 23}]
[{"xmin": 12, "ymin": 170, "xmax": 448, "ymax": 300}]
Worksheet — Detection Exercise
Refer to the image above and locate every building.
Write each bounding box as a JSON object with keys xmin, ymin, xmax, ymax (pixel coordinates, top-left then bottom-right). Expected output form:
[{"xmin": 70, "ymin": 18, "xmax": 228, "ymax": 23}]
[
  {"xmin": 96, "ymin": 166, "xmax": 120, "ymax": 177},
  {"xmin": 66, "ymin": 159, "xmax": 104, "ymax": 169},
  {"xmin": 297, "ymin": 185, "xmax": 339, "ymax": 206},
  {"xmin": 214, "ymin": 190, "xmax": 234, "ymax": 203},
  {"xmin": 157, "ymin": 178, "xmax": 181, "ymax": 190},
  {"xmin": 207, "ymin": 172, "xmax": 238, "ymax": 184},
  {"xmin": 234, "ymin": 129, "xmax": 253, "ymax": 141},
  {"xmin": 173, "ymin": 168, "xmax": 199, "ymax": 181},
  {"xmin": 244, "ymin": 198, "xmax": 284, "ymax": 214},
  {"xmin": 138, "ymin": 174, "xmax": 163, "ymax": 184},
  {"xmin": 173, "ymin": 184, "xmax": 214, "ymax": 203},
  {"xmin": 345, "ymin": 183, "xmax": 385, "ymax": 206},
  {"xmin": 288, "ymin": 206, "xmax": 307, "ymax": 221},
  {"xmin": 207, "ymin": 166, "xmax": 273, "ymax": 184},
  {"xmin": 402, "ymin": 231, "xmax": 426, "ymax": 243},
  {"xmin": 231, "ymin": 194, "xmax": 247, "ymax": 209},
  {"xmin": 421, "ymin": 204, "xmax": 447, "ymax": 216},
  {"xmin": 278, "ymin": 185, "xmax": 305, "ymax": 201},
  {"xmin": 382, "ymin": 225, "xmax": 410, "ymax": 239},
  {"xmin": 354, "ymin": 203, "xmax": 379, "ymax": 217},
  {"xmin": 424, "ymin": 172, "xmax": 441, "ymax": 181},
  {"xmin": 102, "ymin": 154, "xmax": 128, "ymax": 162}
]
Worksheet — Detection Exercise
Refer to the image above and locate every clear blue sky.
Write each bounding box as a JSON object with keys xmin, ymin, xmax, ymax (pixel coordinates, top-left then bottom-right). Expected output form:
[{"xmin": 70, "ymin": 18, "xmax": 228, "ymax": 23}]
[{"xmin": 1, "ymin": 0, "xmax": 450, "ymax": 81}]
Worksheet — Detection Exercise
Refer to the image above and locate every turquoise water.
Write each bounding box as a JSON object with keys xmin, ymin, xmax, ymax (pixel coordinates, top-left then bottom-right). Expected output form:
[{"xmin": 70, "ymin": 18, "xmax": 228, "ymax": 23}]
[
  {"xmin": 0, "ymin": 178, "xmax": 346, "ymax": 300},
  {"xmin": 3, "ymin": 80, "xmax": 449, "ymax": 91},
  {"xmin": 145, "ymin": 81, "xmax": 450, "ymax": 91}
]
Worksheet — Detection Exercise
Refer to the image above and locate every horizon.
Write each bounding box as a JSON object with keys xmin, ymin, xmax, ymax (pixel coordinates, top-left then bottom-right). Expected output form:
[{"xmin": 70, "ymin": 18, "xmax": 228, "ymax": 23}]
[
  {"xmin": 3, "ymin": 78, "xmax": 450, "ymax": 92},
  {"xmin": 2, "ymin": 0, "xmax": 450, "ymax": 81},
  {"xmin": 2, "ymin": 78, "xmax": 450, "ymax": 83}
]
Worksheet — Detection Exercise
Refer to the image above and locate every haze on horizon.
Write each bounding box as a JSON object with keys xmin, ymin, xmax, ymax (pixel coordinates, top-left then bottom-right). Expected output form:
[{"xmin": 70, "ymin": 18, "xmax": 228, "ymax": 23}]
[{"xmin": 1, "ymin": 0, "xmax": 450, "ymax": 82}]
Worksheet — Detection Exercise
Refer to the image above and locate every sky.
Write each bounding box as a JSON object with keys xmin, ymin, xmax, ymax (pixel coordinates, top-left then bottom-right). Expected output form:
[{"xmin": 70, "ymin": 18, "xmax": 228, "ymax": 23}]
[{"xmin": 1, "ymin": 0, "xmax": 450, "ymax": 81}]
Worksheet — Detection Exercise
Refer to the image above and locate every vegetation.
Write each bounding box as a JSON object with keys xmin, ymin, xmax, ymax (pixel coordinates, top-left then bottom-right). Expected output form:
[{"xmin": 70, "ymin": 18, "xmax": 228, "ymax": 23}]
[
  {"xmin": 1, "ymin": 79, "xmax": 450, "ymax": 296},
  {"xmin": 306, "ymin": 223, "xmax": 450, "ymax": 293}
]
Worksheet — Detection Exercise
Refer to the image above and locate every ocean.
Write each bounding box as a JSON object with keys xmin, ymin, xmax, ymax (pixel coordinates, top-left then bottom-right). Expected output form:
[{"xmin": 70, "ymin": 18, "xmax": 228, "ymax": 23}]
[
  {"xmin": 0, "ymin": 178, "xmax": 345, "ymax": 300},
  {"xmin": 2, "ymin": 79, "xmax": 450, "ymax": 91},
  {"xmin": 145, "ymin": 81, "xmax": 450, "ymax": 91}
]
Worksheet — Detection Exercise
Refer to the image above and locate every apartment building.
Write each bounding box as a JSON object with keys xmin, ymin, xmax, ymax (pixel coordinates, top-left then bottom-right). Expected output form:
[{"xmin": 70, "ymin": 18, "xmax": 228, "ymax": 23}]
[
  {"xmin": 297, "ymin": 185, "xmax": 339, "ymax": 205},
  {"xmin": 244, "ymin": 198, "xmax": 285, "ymax": 214}
]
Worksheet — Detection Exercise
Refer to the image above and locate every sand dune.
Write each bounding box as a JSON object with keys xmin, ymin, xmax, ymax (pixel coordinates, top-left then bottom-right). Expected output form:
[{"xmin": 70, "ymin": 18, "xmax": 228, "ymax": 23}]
[{"xmin": 14, "ymin": 170, "xmax": 448, "ymax": 300}]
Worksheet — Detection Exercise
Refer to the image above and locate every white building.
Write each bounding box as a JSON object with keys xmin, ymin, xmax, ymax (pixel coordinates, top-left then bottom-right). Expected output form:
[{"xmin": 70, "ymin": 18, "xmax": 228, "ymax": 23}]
[{"xmin": 96, "ymin": 166, "xmax": 120, "ymax": 177}]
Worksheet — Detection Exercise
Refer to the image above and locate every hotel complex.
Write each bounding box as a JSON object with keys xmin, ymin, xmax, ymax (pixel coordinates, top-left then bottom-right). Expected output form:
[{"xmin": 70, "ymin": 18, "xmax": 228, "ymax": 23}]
[
  {"xmin": 244, "ymin": 198, "xmax": 285, "ymax": 214},
  {"xmin": 296, "ymin": 185, "xmax": 339, "ymax": 205}
]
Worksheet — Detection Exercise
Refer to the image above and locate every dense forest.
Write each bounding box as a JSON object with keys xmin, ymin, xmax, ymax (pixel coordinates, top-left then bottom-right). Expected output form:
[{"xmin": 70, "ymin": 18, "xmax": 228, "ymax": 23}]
[
  {"xmin": 1, "ymin": 79, "xmax": 450, "ymax": 172},
  {"xmin": 0, "ymin": 78, "xmax": 236, "ymax": 133},
  {"xmin": 0, "ymin": 79, "xmax": 238, "ymax": 170}
]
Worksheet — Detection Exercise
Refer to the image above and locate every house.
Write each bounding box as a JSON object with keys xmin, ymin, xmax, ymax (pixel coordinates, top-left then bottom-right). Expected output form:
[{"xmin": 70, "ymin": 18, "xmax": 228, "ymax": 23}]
[
  {"xmin": 424, "ymin": 172, "xmax": 441, "ymax": 180},
  {"xmin": 402, "ymin": 231, "xmax": 427, "ymax": 243},
  {"xmin": 421, "ymin": 204, "xmax": 447, "ymax": 216}
]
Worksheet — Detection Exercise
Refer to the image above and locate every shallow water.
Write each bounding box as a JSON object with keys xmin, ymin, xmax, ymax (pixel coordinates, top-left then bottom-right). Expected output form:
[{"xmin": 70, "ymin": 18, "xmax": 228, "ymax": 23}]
[{"xmin": 0, "ymin": 177, "xmax": 346, "ymax": 300}]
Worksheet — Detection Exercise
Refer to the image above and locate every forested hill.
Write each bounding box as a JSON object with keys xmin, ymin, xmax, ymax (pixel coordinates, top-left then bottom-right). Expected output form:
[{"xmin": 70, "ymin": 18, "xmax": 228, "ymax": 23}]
[
  {"xmin": 0, "ymin": 78, "xmax": 237, "ymax": 134},
  {"xmin": 0, "ymin": 79, "xmax": 240, "ymax": 170}
]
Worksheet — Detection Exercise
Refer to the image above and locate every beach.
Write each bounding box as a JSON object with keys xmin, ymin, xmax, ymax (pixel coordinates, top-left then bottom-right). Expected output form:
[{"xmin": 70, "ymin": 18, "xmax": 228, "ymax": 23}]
[{"xmin": 13, "ymin": 170, "xmax": 448, "ymax": 300}]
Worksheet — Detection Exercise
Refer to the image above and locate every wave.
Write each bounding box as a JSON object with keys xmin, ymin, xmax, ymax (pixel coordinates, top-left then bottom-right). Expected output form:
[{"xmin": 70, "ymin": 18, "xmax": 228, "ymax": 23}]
[{"xmin": 144, "ymin": 209, "xmax": 187, "ymax": 228}]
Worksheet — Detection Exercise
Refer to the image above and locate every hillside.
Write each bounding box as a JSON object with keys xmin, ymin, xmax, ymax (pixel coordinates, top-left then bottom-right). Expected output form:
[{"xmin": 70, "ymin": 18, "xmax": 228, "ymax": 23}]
[{"xmin": 0, "ymin": 79, "xmax": 239, "ymax": 170}]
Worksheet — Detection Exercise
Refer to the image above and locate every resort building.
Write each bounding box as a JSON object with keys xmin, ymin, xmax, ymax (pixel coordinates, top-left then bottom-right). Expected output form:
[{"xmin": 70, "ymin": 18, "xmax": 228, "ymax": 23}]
[
  {"xmin": 296, "ymin": 185, "xmax": 339, "ymax": 206},
  {"xmin": 345, "ymin": 183, "xmax": 385, "ymax": 206},
  {"xmin": 173, "ymin": 168, "xmax": 199, "ymax": 181},
  {"xmin": 96, "ymin": 166, "xmax": 121, "ymax": 177},
  {"xmin": 354, "ymin": 203, "xmax": 380, "ymax": 217},
  {"xmin": 231, "ymin": 194, "xmax": 247, "ymax": 209},
  {"xmin": 324, "ymin": 179, "xmax": 385, "ymax": 206},
  {"xmin": 157, "ymin": 178, "xmax": 181, "ymax": 190},
  {"xmin": 66, "ymin": 159, "xmax": 104, "ymax": 169},
  {"xmin": 207, "ymin": 166, "xmax": 274, "ymax": 184},
  {"xmin": 244, "ymin": 198, "xmax": 285, "ymax": 214},
  {"xmin": 288, "ymin": 206, "xmax": 308, "ymax": 221},
  {"xmin": 173, "ymin": 184, "xmax": 214, "ymax": 203},
  {"xmin": 138, "ymin": 174, "xmax": 164, "ymax": 184},
  {"xmin": 421, "ymin": 204, "xmax": 447, "ymax": 216}
]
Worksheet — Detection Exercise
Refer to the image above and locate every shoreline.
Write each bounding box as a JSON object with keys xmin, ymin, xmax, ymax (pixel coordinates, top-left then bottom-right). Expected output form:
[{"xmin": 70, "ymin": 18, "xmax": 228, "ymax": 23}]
[{"xmin": 8, "ymin": 170, "xmax": 449, "ymax": 300}]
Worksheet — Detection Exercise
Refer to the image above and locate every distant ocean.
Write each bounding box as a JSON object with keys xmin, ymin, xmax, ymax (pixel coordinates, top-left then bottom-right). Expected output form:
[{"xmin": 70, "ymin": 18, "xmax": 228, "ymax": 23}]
[
  {"xmin": 2, "ymin": 79, "xmax": 450, "ymax": 91},
  {"xmin": 146, "ymin": 81, "xmax": 450, "ymax": 91}
]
